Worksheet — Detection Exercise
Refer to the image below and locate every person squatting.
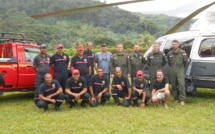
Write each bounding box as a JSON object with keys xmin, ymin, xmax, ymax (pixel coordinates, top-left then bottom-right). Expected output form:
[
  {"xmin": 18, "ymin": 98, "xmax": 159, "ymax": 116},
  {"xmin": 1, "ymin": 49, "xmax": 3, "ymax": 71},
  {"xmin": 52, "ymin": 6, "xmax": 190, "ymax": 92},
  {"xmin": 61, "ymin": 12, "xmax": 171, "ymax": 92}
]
[{"xmin": 34, "ymin": 40, "xmax": 188, "ymax": 111}]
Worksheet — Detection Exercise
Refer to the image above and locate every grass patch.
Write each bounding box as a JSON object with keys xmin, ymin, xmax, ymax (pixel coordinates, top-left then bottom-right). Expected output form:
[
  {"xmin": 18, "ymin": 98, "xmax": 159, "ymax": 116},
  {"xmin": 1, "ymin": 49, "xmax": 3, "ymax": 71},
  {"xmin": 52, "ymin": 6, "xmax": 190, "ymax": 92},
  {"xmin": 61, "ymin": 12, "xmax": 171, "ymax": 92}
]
[{"xmin": 0, "ymin": 88, "xmax": 215, "ymax": 134}]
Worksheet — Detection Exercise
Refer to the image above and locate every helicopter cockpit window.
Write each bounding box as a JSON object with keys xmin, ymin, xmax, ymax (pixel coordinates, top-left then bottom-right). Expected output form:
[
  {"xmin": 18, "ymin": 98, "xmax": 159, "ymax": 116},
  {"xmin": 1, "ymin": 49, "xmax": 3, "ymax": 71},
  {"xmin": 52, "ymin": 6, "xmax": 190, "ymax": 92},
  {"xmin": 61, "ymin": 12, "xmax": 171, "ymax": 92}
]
[
  {"xmin": 199, "ymin": 39, "xmax": 215, "ymax": 57},
  {"xmin": 163, "ymin": 38, "xmax": 194, "ymax": 57}
]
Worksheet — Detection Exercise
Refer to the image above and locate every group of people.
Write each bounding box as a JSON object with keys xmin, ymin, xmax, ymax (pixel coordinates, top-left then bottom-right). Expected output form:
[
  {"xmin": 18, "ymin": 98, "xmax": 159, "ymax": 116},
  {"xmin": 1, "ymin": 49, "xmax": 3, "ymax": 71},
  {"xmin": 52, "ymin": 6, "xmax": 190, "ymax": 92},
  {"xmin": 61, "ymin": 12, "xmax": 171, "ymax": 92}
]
[{"xmin": 33, "ymin": 40, "xmax": 188, "ymax": 111}]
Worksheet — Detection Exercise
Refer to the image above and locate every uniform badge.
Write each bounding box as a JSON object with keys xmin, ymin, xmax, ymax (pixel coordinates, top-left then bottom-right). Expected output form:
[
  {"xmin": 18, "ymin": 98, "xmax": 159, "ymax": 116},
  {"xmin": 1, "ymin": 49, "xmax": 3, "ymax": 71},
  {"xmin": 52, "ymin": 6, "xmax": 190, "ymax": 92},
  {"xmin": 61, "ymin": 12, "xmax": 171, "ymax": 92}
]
[
  {"xmin": 169, "ymin": 55, "xmax": 173, "ymax": 58},
  {"xmin": 79, "ymin": 82, "xmax": 82, "ymax": 86},
  {"xmin": 182, "ymin": 53, "xmax": 187, "ymax": 56},
  {"xmin": 150, "ymin": 56, "xmax": 154, "ymax": 58},
  {"xmin": 84, "ymin": 59, "xmax": 87, "ymax": 62},
  {"xmin": 140, "ymin": 57, "xmax": 142, "ymax": 59},
  {"xmin": 102, "ymin": 80, "xmax": 105, "ymax": 84},
  {"xmin": 47, "ymin": 58, "xmax": 50, "ymax": 61},
  {"xmin": 121, "ymin": 81, "xmax": 124, "ymax": 85},
  {"xmin": 52, "ymin": 84, "xmax": 55, "ymax": 88},
  {"xmin": 140, "ymin": 84, "xmax": 144, "ymax": 88},
  {"xmin": 92, "ymin": 53, "xmax": 94, "ymax": 56},
  {"xmin": 163, "ymin": 53, "xmax": 166, "ymax": 56},
  {"xmin": 64, "ymin": 56, "xmax": 66, "ymax": 59}
]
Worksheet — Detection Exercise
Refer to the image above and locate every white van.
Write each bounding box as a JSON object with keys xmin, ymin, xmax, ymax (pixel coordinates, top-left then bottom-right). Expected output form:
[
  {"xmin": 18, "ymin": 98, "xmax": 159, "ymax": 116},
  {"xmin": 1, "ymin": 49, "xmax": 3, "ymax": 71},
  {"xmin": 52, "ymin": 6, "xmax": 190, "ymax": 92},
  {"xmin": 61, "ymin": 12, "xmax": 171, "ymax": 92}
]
[{"xmin": 144, "ymin": 30, "xmax": 215, "ymax": 96}]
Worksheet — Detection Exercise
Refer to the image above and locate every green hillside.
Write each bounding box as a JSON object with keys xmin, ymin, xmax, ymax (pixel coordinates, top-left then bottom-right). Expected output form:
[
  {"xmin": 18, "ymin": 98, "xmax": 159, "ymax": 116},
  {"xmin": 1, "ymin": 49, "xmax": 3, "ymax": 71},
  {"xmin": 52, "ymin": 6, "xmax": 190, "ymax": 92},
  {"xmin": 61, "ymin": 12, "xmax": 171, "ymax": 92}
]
[{"xmin": 0, "ymin": 0, "xmax": 195, "ymax": 50}]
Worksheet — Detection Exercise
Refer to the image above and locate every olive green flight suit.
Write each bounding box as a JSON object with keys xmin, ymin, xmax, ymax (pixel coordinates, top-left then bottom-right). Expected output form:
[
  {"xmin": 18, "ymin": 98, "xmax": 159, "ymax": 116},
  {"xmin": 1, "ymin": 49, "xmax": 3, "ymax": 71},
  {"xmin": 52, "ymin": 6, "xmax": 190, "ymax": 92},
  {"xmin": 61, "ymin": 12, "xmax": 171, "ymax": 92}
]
[
  {"xmin": 110, "ymin": 52, "xmax": 130, "ymax": 76},
  {"xmin": 146, "ymin": 51, "xmax": 166, "ymax": 91},
  {"xmin": 167, "ymin": 49, "xmax": 188, "ymax": 102},
  {"xmin": 129, "ymin": 53, "xmax": 146, "ymax": 83}
]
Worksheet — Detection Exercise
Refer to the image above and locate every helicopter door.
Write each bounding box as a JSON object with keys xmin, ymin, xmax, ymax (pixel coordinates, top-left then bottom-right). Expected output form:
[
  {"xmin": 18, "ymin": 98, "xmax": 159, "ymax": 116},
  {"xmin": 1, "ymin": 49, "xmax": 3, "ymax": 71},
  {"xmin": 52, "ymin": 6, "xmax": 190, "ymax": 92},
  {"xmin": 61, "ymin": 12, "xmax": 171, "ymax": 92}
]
[{"xmin": 190, "ymin": 38, "xmax": 215, "ymax": 88}]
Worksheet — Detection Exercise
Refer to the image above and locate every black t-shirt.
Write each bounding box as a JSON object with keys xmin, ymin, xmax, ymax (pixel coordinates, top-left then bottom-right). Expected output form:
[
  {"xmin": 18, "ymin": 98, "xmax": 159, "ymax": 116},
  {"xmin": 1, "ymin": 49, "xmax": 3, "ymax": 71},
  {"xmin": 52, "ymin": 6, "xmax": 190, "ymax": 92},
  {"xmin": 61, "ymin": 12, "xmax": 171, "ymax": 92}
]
[
  {"xmin": 38, "ymin": 80, "xmax": 61, "ymax": 97},
  {"xmin": 70, "ymin": 55, "xmax": 91, "ymax": 75},
  {"xmin": 65, "ymin": 76, "xmax": 87, "ymax": 93},
  {"xmin": 50, "ymin": 53, "xmax": 69, "ymax": 72},
  {"xmin": 89, "ymin": 74, "xmax": 109, "ymax": 94},
  {"xmin": 112, "ymin": 74, "xmax": 131, "ymax": 92},
  {"xmin": 132, "ymin": 77, "xmax": 149, "ymax": 92},
  {"xmin": 152, "ymin": 77, "xmax": 169, "ymax": 90}
]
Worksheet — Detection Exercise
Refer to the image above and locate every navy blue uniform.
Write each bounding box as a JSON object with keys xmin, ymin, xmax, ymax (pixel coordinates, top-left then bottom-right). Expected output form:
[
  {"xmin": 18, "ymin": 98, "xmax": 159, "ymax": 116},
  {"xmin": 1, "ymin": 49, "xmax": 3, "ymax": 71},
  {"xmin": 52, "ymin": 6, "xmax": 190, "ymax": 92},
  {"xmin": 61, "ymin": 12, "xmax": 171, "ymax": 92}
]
[
  {"xmin": 84, "ymin": 50, "xmax": 95, "ymax": 75},
  {"xmin": 89, "ymin": 75, "xmax": 111, "ymax": 107},
  {"xmin": 64, "ymin": 76, "xmax": 90, "ymax": 106},
  {"xmin": 111, "ymin": 74, "xmax": 131, "ymax": 107},
  {"xmin": 36, "ymin": 80, "xmax": 64, "ymax": 109},
  {"xmin": 50, "ymin": 53, "xmax": 69, "ymax": 91},
  {"xmin": 131, "ymin": 77, "xmax": 151, "ymax": 105},
  {"xmin": 70, "ymin": 55, "xmax": 91, "ymax": 83}
]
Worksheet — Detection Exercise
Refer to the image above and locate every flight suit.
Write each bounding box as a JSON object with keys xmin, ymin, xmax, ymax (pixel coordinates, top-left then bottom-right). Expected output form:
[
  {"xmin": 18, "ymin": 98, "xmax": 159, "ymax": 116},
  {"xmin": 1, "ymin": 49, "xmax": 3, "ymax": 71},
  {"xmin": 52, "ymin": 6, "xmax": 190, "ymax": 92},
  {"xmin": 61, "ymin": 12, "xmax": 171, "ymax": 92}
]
[
  {"xmin": 167, "ymin": 49, "xmax": 188, "ymax": 102},
  {"xmin": 146, "ymin": 51, "xmax": 166, "ymax": 91},
  {"xmin": 110, "ymin": 52, "xmax": 130, "ymax": 76},
  {"xmin": 129, "ymin": 53, "xmax": 146, "ymax": 83}
]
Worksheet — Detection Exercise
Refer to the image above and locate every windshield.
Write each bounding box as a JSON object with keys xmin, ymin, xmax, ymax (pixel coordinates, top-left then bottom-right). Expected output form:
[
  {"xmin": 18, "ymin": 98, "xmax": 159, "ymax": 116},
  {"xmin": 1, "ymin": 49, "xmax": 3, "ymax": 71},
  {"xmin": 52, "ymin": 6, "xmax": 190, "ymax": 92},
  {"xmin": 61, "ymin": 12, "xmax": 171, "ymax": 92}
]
[{"xmin": 23, "ymin": 47, "xmax": 40, "ymax": 62}]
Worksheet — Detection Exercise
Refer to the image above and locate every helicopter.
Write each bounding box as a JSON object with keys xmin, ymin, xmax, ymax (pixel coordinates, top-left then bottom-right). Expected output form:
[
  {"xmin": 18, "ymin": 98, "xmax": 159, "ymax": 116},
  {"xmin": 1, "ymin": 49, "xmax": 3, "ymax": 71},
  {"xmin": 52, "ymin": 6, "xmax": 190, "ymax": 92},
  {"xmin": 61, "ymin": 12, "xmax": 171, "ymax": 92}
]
[{"xmin": 30, "ymin": 0, "xmax": 215, "ymax": 96}]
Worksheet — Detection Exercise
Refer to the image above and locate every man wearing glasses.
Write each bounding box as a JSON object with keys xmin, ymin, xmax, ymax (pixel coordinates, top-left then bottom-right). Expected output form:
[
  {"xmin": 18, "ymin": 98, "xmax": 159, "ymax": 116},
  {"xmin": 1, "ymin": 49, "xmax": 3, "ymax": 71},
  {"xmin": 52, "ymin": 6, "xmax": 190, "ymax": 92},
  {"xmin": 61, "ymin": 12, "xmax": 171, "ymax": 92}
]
[
  {"xmin": 70, "ymin": 45, "xmax": 91, "ymax": 82},
  {"xmin": 50, "ymin": 44, "xmax": 69, "ymax": 92},
  {"xmin": 94, "ymin": 43, "xmax": 112, "ymax": 82}
]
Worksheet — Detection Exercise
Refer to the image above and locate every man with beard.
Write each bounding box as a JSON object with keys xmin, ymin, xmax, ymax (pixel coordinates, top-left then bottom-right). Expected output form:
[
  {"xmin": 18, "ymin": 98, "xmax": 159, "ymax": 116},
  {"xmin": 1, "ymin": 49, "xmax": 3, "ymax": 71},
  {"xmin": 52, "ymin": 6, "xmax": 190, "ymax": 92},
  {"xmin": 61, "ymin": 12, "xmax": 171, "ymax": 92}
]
[{"xmin": 167, "ymin": 40, "xmax": 188, "ymax": 106}]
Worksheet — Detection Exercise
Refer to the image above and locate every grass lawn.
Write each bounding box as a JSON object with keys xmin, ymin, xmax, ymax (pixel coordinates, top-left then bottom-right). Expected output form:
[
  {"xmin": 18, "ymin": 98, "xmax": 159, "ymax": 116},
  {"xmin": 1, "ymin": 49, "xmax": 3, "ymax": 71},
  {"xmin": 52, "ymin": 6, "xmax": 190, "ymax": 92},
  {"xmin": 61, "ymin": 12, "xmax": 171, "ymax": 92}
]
[{"xmin": 0, "ymin": 88, "xmax": 214, "ymax": 134}]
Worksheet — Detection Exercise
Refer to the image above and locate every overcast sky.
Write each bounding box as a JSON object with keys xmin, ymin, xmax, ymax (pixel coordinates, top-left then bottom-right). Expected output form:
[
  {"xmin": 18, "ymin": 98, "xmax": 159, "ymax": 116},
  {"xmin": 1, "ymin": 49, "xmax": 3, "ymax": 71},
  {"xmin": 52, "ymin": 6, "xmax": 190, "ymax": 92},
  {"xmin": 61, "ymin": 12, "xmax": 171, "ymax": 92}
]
[{"xmin": 100, "ymin": 0, "xmax": 215, "ymax": 18}]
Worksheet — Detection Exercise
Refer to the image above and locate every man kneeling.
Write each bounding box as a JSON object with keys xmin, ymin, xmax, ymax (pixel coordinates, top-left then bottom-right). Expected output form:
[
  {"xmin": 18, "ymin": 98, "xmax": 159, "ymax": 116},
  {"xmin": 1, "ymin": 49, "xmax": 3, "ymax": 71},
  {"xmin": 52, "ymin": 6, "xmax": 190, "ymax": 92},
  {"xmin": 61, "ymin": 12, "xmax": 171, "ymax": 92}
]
[
  {"xmin": 131, "ymin": 70, "xmax": 151, "ymax": 108},
  {"xmin": 36, "ymin": 73, "xmax": 64, "ymax": 111},
  {"xmin": 111, "ymin": 67, "xmax": 131, "ymax": 107},
  {"xmin": 89, "ymin": 67, "xmax": 111, "ymax": 107},
  {"xmin": 151, "ymin": 69, "xmax": 170, "ymax": 109},
  {"xmin": 65, "ymin": 69, "xmax": 90, "ymax": 108}
]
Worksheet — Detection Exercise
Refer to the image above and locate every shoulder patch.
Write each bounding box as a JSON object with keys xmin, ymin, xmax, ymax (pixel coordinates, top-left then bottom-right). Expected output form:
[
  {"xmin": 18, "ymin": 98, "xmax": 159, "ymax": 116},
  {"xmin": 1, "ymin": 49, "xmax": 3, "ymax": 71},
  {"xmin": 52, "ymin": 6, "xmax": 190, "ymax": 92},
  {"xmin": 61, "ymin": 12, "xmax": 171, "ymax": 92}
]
[{"xmin": 182, "ymin": 53, "xmax": 187, "ymax": 56}]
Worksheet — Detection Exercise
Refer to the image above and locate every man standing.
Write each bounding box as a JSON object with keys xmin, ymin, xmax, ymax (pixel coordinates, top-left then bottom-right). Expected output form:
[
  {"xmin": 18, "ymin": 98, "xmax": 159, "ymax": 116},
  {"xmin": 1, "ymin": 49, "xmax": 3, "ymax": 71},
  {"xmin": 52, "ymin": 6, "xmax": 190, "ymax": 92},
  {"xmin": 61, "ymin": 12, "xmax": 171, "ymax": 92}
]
[
  {"xmin": 36, "ymin": 73, "xmax": 64, "ymax": 111},
  {"xmin": 84, "ymin": 42, "xmax": 95, "ymax": 75},
  {"xmin": 131, "ymin": 70, "xmax": 151, "ymax": 108},
  {"xmin": 89, "ymin": 67, "xmax": 111, "ymax": 107},
  {"xmin": 129, "ymin": 44, "xmax": 146, "ymax": 83},
  {"xmin": 151, "ymin": 70, "xmax": 170, "ymax": 109},
  {"xmin": 70, "ymin": 45, "xmax": 91, "ymax": 82},
  {"xmin": 110, "ymin": 43, "xmax": 130, "ymax": 78},
  {"xmin": 167, "ymin": 40, "xmax": 188, "ymax": 106},
  {"xmin": 94, "ymin": 43, "xmax": 112, "ymax": 82},
  {"xmin": 146, "ymin": 42, "xmax": 166, "ymax": 91},
  {"xmin": 111, "ymin": 67, "xmax": 132, "ymax": 107},
  {"xmin": 50, "ymin": 44, "xmax": 69, "ymax": 92},
  {"xmin": 33, "ymin": 44, "xmax": 51, "ymax": 91},
  {"xmin": 65, "ymin": 69, "xmax": 90, "ymax": 108}
]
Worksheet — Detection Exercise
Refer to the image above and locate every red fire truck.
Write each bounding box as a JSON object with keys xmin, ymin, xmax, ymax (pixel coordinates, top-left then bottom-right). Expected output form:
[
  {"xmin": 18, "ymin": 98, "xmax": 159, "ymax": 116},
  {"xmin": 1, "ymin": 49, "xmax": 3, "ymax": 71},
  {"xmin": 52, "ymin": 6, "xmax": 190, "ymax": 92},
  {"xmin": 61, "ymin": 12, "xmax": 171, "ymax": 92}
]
[{"xmin": 0, "ymin": 33, "xmax": 54, "ymax": 95}]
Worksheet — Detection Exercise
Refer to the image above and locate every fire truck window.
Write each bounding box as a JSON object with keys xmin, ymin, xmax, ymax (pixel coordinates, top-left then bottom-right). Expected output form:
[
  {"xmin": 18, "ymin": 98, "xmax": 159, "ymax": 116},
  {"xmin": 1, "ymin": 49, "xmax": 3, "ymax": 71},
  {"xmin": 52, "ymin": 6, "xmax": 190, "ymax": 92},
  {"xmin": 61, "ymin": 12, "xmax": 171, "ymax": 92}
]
[
  {"xmin": 163, "ymin": 38, "xmax": 194, "ymax": 57},
  {"xmin": 199, "ymin": 39, "xmax": 215, "ymax": 57},
  {"xmin": 23, "ymin": 47, "xmax": 40, "ymax": 62}
]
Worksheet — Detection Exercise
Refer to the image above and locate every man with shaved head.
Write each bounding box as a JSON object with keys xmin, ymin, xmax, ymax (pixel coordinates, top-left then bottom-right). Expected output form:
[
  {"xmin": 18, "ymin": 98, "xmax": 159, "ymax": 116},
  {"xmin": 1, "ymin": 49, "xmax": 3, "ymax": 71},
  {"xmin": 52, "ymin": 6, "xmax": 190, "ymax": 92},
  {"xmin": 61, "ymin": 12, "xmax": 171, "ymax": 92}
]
[
  {"xmin": 111, "ymin": 67, "xmax": 132, "ymax": 107},
  {"xmin": 36, "ymin": 73, "xmax": 64, "ymax": 111}
]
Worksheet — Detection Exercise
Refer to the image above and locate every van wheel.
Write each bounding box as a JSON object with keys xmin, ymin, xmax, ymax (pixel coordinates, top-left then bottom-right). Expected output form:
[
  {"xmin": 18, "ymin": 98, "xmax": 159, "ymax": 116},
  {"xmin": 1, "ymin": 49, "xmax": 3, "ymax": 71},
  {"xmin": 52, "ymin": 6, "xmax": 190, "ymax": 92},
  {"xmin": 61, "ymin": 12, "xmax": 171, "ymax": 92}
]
[{"xmin": 186, "ymin": 82, "xmax": 197, "ymax": 97}]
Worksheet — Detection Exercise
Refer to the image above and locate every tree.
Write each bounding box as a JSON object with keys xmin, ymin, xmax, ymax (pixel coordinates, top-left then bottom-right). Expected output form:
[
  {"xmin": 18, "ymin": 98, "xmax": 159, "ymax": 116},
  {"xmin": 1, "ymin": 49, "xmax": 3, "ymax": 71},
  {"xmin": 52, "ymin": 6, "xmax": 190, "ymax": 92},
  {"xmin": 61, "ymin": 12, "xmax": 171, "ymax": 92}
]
[
  {"xmin": 134, "ymin": 33, "xmax": 155, "ymax": 49},
  {"xmin": 122, "ymin": 40, "xmax": 134, "ymax": 49}
]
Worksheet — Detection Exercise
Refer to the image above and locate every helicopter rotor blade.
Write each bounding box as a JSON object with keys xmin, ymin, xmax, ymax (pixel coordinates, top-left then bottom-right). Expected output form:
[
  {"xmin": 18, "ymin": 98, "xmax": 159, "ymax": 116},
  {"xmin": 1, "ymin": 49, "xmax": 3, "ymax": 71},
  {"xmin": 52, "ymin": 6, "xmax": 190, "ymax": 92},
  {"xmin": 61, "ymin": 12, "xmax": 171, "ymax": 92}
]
[
  {"xmin": 165, "ymin": 1, "xmax": 215, "ymax": 35},
  {"xmin": 31, "ymin": 0, "xmax": 152, "ymax": 19}
]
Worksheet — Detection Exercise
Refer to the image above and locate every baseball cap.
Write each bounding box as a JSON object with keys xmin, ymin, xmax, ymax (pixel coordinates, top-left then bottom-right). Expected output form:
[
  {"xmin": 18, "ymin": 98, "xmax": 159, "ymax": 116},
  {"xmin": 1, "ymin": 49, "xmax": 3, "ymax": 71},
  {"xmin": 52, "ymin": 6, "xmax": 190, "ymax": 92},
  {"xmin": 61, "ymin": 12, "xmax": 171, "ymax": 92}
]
[
  {"xmin": 40, "ymin": 44, "xmax": 46, "ymax": 48},
  {"xmin": 101, "ymin": 43, "xmax": 107, "ymax": 47},
  {"xmin": 136, "ymin": 70, "xmax": 144, "ymax": 76},
  {"xmin": 77, "ymin": 45, "xmax": 84, "ymax": 50},
  {"xmin": 56, "ymin": 44, "xmax": 64, "ymax": 49},
  {"xmin": 72, "ymin": 69, "xmax": 80, "ymax": 75}
]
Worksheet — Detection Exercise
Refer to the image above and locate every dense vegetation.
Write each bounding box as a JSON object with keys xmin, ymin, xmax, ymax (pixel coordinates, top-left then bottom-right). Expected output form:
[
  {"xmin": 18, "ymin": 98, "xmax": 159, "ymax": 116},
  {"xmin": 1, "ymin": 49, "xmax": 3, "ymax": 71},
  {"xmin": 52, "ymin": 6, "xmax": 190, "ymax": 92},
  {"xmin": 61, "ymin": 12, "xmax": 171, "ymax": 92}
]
[{"xmin": 0, "ymin": 0, "xmax": 195, "ymax": 52}]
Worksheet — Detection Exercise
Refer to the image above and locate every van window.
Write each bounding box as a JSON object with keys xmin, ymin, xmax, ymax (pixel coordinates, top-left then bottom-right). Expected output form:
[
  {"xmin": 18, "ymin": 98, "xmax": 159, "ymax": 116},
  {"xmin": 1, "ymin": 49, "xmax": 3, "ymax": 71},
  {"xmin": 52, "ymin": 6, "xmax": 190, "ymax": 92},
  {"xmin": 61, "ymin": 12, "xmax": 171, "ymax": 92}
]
[
  {"xmin": 24, "ymin": 47, "xmax": 40, "ymax": 62},
  {"xmin": 163, "ymin": 38, "xmax": 194, "ymax": 57},
  {"xmin": 199, "ymin": 39, "xmax": 215, "ymax": 57}
]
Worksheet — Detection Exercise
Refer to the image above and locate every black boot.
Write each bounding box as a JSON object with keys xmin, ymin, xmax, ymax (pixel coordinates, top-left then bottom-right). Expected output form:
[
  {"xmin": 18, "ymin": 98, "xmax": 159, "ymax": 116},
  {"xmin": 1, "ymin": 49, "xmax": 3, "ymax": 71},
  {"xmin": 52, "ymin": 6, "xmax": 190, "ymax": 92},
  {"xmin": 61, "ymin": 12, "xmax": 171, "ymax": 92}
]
[
  {"xmin": 69, "ymin": 100, "xmax": 74, "ymax": 108},
  {"xmin": 133, "ymin": 100, "xmax": 138, "ymax": 107},
  {"xmin": 112, "ymin": 96, "xmax": 121, "ymax": 106},
  {"xmin": 100, "ymin": 99, "xmax": 106, "ymax": 106},
  {"xmin": 55, "ymin": 102, "xmax": 62, "ymax": 111},
  {"xmin": 81, "ymin": 100, "xmax": 87, "ymax": 108},
  {"xmin": 44, "ymin": 104, "xmax": 48, "ymax": 111}
]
